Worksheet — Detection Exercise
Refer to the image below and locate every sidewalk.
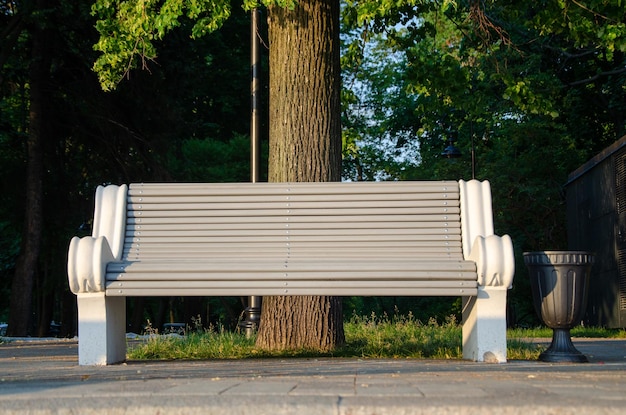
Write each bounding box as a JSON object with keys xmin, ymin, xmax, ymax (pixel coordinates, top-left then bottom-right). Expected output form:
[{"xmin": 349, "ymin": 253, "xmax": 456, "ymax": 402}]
[{"xmin": 1, "ymin": 337, "xmax": 626, "ymax": 414}]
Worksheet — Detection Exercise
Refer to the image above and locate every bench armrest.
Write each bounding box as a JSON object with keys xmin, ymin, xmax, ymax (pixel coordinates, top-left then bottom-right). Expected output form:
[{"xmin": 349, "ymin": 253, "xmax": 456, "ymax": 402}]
[
  {"xmin": 68, "ymin": 236, "xmax": 115, "ymax": 293},
  {"xmin": 459, "ymin": 179, "xmax": 514, "ymax": 289},
  {"xmin": 92, "ymin": 184, "xmax": 128, "ymax": 259},
  {"xmin": 67, "ymin": 184, "xmax": 127, "ymax": 294},
  {"xmin": 468, "ymin": 234, "xmax": 515, "ymax": 288}
]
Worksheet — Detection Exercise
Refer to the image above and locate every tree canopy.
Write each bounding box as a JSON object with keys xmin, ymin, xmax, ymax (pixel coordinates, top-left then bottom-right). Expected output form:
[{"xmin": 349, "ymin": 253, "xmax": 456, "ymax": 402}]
[
  {"xmin": 340, "ymin": 0, "xmax": 625, "ymax": 323},
  {"xmin": 91, "ymin": 0, "xmax": 299, "ymax": 90}
]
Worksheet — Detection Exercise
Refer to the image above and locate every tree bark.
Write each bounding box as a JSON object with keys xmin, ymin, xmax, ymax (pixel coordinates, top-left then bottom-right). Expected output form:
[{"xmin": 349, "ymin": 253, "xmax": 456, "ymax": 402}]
[
  {"xmin": 255, "ymin": 0, "xmax": 344, "ymax": 351},
  {"xmin": 7, "ymin": 6, "xmax": 49, "ymax": 336},
  {"xmin": 266, "ymin": 0, "xmax": 342, "ymax": 182}
]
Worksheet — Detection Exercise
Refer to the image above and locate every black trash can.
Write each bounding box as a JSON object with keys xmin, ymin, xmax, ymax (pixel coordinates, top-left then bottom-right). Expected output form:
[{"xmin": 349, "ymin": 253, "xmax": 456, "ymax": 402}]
[{"xmin": 523, "ymin": 251, "xmax": 594, "ymax": 363}]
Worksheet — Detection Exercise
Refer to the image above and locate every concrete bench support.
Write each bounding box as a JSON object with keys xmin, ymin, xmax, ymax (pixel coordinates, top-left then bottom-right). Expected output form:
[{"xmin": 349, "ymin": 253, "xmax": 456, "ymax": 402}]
[
  {"xmin": 76, "ymin": 293, "xmax": 126, "ymax": 366},
  {"xmin": 68, "ymin": 180, "xmax": 514, "ymax": 365}
]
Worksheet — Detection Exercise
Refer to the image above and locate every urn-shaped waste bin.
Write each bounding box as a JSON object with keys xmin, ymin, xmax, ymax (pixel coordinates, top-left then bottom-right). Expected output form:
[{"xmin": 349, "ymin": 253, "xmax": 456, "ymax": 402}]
[{"xmin": 523, "ymin": 251, "xmax": 594, "ymax": 363}]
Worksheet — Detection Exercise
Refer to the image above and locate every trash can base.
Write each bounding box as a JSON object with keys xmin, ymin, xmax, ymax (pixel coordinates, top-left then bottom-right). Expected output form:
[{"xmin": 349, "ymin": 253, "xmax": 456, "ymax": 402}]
[{"xmin": 539, "ymin": 328, "xmax": 588, "ymax": 363}]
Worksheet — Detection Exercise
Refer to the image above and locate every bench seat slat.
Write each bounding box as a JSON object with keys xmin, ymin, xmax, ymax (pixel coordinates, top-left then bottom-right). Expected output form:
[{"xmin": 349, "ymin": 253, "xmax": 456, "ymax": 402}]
[
  {"xmin": 128, "ymin": 201, "xmax": 459, "ymax": 211},
  {"xmin": 122, "ymin": 243, "xmax": 463, "ymax": 257},
  {"xmin": 126, "ymin": 207, "xmax": 461, "ymax": 218},
  {"xmin": 106, "ymin": 266, "xmax": 476, "ymax": 281},
  {"xmin": 124, "ymin": 234, "xmax": 462, "ymax": 244},
  {"xmin": 125, "ymin": 228, "xmax": 461, "ymax": 238},
  {"xmin": 106, "ymin": 287, "xmax": 477, "ymax": 297},
  {"xmin": 122, "ymin": 245, "xmax": 462, "ymax": 252},
  {"xmin": 126, "ymin": 221, "xmax": 459, "ymax": 231},
  {"xmin": 106, "ymin": 275, "xmax": 477, "ymax": 282},
  {"xmin": 128, "ymin": 181, "xmax": 459, "ymax": 196},
  {"xmin": 127, "ymin": 214, "xmax": 456, "ymax": 225},
  {"xmin": 127, "ymin": 192, "xmax": 459, "ymax": 205},
  {"xmin": 123, "ymin": 241, "xmax": 463, "ymax": 247},
  {"xmin": 126, "ymin": 220, "xmax": 461, "ymax": 235},
  {"xmin": 121, "ymin": 251, "xmax": 461, "ymax": 259},
  {"xmin": 129, "ymin": 199, "xmax": 458, "ymax": 210},
  {"xmin": 108, "ymin": 258, "xmax": 474, "ymax": 271},
  {"xmin": 106, "ymin": 280, "xmax": 476, "ymax": 290},
  {"xmin": 107, "ymin": 272, "xmax": 477, "ymax": 282}
]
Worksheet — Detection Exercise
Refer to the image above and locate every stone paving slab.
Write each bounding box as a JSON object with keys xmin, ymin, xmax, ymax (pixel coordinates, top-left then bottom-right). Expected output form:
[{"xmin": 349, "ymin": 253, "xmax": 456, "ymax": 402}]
[{"xmin": 1, "ymin": 338, "xmax": 626, "ymax": 414}]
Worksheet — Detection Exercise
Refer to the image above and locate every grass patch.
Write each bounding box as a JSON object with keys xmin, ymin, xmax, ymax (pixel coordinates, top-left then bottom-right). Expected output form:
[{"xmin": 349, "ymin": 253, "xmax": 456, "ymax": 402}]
[
  {"xmin": 508, "ymin": 326, "xmax": 626, "ymax": 339},
  {"xmin": 127, "ymin": 314, "xmax": 626, "ymax": 362},
  {"xmin": 338, "ymin": 312, "xmax": 462, "ymax": 359},
  {"xmin": 129, "ymin": 329, "xmax": 258, "ymax": 360},
  {"xmin": 505, "ymin": 326, "xmax": 626, "ymax": 360},
  {"xmin": 128, "ymin": 314, "xmax": 465, "ymax": 361},
  {"xmin": 506, "ymin": 338, "xmax": 544, "ymax": 360}
]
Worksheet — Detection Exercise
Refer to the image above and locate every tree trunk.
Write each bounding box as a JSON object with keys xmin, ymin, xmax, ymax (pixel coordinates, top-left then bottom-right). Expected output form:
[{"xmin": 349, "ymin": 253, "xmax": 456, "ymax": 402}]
[
  {"xmin": 266, "ymin": 0, "xmax": 342, "ymax": 182},
  {"xmin": 7, "ymin": 8, "xmax": 48, "ymax": 336},
  {"xmin": 255, "ymin": 0, "xmax": 344, "ymax": 351}
]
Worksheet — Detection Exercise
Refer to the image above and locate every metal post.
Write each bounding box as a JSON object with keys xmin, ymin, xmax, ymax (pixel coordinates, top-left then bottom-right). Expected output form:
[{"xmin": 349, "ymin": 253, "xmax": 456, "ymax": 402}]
[
  {"xmin": 471, "ymin": 137, "xmax": 475, "ymax": 179},
  {"xmin": 470, "ymin": 122, "xmax": 476, "ymax": 180},
  {"xmin": 250, "ymin": 8, "xmax": 261, "ymax": 184},
  {"xmin": 239, "ymin": 7, "xmax": 262, "ymax": 337}
]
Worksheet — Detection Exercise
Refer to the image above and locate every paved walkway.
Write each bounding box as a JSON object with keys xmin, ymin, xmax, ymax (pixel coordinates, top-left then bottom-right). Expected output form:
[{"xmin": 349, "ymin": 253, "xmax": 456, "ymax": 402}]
[{"xmin": 1, "ymin": 337, "xmax": 626, "ymax": 414}]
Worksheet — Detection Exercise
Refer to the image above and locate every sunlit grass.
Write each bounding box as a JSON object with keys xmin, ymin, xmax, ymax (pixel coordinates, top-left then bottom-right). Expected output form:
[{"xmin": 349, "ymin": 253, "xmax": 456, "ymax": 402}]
[
  {"xmin": 128, "ymin": 312, "xmax": 467, "ymax": 360},
  {"xmin": 508, "ymin": 326, "xmax": 626, "ymax": 339},
  {"xmin": 506, "ymin": 338, "xmax": 544, "ymax": 360},
  {"xmin": 129, "ymin": 329, "xmax": 258, "ymax": 360},
  {"xmin": 128, "ymin": 312, "xmax": 580, "ymax": 361},
  {"xmin": 339, "ymin": 311, "xmax": 462, "ymax": 359}
]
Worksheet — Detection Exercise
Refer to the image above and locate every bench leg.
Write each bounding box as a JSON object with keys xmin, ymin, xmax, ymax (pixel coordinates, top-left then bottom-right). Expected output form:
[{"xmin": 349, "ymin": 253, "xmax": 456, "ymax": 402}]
[
  {"xmin": 462, "ymin": 287, "xmax": 508, "ymax": 363},
  {"xmin": 76, "ymin": 293, "xmax": 126, "ymax": 365}
]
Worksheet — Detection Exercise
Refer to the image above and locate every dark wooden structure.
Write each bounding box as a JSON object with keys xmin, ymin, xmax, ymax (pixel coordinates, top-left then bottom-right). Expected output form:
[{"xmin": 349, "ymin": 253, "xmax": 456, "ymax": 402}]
[{"xmin": 566, "ymin": 135, "xmax": 626, "ymax": 328}]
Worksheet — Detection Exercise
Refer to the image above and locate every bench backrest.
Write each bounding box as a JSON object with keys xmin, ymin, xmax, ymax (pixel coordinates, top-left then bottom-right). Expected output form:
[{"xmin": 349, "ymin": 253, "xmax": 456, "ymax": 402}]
[{"xmin": 122, "ymin": 181, "xmax": 463, "ymax": 262}]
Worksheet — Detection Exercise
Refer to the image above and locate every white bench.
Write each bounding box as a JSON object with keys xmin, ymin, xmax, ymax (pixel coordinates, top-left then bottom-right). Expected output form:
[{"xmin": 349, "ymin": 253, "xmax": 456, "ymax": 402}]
[{"xmin": 67, "ymin": 180, "xmax": 514, "ymax": 365}]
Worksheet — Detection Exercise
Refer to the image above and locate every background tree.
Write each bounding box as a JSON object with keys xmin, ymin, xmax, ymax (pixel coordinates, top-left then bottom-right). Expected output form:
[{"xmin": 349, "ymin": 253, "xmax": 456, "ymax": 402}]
[
  {"xmin": 341, "ymin": 0, "xmax": 625, "ymax": 324},
  {"xmin": 0, "ymin": 0, "xmax": 255, "ymax": 335},
  {"xmin": 3, "ymin": 0, "xmax": 53, "ymax": 336}
]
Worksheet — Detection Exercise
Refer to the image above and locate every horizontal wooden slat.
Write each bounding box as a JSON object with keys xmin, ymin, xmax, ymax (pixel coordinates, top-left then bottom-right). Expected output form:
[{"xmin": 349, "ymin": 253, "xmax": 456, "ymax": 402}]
[
  {"xmin": 126, "ymin": 207, "xmax": 459, "ymax": 219},
  {"xmin": 127, "ymin": 192, "xmax": 459, "ymax": 205},
  {"xmin": 122, "ymin": 243, "xmax": 464, "ymax": 259},
  {"xmin": 128, "ymin": 200, "xmax": 458, "ymax": 211},
  {"xmin": 123, "ymin": 243, "xmax": 462, "ymax": 250},
  {"xmin": 107, "ymin": 270, "xmax": 476, "ymax": 279},
  {"xmin": 127, "ymin": 214, "xmax": 457, "ymax": 225},
  {"xmin": 106, "ymin": 287, "xmax": 477, "ymax": 297},
  {"xmin": 123, "ymin": 235, "xmax": 462, "ymax": 246},
  {"xmin": 125, "ymin": 221, "xmax": 459, "ymax": 232},
  {"xmin": 126, "ymin": 250, "xmax": 462, "ymax": 261},
  {"xmin": 121, "ymin": 244, "xmax": 462, "ymax": 251},
  {"xmin": 106, "ymin": 280, "xmax": 476, "ymax": 290},
  {"xmin": 124, "ymin": 228, "xmax": 460, "ymax": 239},
  {"xmin": 124, "ymin": 241, "xmax": 463, "ymax": 248},
  {"xmin": 107, "ymin": 272, "xmax": 476, "ymax": 283},
  {"xmin": 128, "ymin": 181, "xmax": 459, "ymax": 196},
  {"xmin": 107, "ymin": 259, "xmax": 475, "ymax": 274}
]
